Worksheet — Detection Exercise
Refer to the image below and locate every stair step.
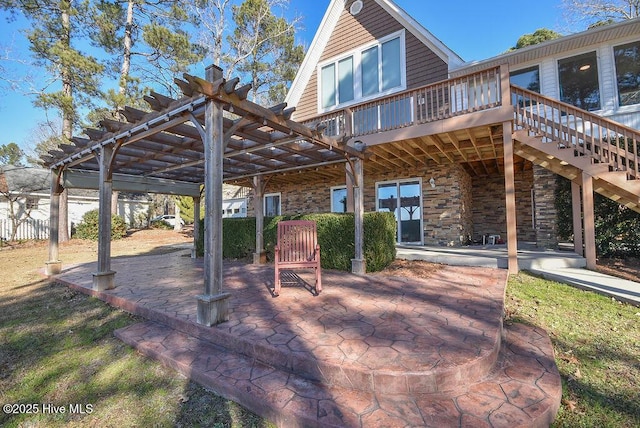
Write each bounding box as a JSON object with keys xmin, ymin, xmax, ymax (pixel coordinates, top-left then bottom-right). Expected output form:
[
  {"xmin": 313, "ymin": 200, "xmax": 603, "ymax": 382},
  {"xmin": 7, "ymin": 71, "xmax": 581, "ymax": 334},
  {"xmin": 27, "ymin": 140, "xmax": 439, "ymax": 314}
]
[{"xmin": 115, "ymin": 321, "xmax": 561, "ymax": 428}]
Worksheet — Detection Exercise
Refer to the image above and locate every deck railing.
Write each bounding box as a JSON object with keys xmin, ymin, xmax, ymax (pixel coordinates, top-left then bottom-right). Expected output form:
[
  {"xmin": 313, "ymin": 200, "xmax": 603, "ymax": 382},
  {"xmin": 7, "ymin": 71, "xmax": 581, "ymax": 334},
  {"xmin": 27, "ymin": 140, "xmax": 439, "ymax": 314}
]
[
  {"xmin": 302, "ymin": 66, "xmax": 639, "ymax": 181},
  {"xmin": 512, "ymin": 85, "xmax": 640, "ymax": 179},
  {"xmin": 304, "ymin": 66, "xmax": 503, "ymax": 138}
]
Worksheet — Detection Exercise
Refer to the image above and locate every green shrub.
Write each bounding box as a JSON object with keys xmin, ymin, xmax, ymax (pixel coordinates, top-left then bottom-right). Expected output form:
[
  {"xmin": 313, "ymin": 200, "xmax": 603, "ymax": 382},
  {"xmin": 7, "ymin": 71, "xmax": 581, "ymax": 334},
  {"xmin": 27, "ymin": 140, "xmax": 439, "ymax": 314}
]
[
  {"xmin": 75, "ymin": 209, "xmax": 128, "ymax": 240},
  {"xmin": 197, "ymin": 212, "xmax": 396, "ymax": 272},
  {"xmin": 149, "ymin": 220, "xmax": 173, "ymax": 230}
]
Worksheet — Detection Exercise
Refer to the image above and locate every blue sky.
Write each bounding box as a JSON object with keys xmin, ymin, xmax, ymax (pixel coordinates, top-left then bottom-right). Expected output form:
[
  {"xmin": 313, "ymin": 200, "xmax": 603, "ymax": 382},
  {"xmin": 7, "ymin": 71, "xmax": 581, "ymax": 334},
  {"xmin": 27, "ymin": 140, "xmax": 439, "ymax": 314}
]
[{"xmin": 0, "ymin": 0, "xmax": 566, "ymax": 157}]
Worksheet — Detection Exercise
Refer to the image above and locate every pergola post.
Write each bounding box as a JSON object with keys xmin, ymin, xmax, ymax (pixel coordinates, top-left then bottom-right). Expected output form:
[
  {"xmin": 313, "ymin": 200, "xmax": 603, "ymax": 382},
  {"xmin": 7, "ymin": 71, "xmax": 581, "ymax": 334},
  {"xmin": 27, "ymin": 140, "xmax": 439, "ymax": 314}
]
[
  {"xmin": 503, "ymin": 120, "xmax": 519, "ymax": 274},
  {"xmin": 93, "ymin": 144, "xmax": 116, "ymax": 291},
  {"xmin": 191, "ymin": 196, "xmax": 201, "ymax": 258},
  {"xmin": 253, "ymin": 176, "xmax": 267, "ymax": 264},
  {"xmin": 351, "ymin": 158, "xmax": 366, "ymax": 274},
  {"xmin": 582, "ymin": 173, "xmax": 597, "ymax": 269},
  {"xmin": 197, "ymin": 64, "xmax": 231, "ymax": 326},
  {"xmin": 45, "ymin": 168, "xmax": 63, "ymax": 275},
  {"xmin": 571, "ymin": 181, "xmax": 584, "ymax": 256}
]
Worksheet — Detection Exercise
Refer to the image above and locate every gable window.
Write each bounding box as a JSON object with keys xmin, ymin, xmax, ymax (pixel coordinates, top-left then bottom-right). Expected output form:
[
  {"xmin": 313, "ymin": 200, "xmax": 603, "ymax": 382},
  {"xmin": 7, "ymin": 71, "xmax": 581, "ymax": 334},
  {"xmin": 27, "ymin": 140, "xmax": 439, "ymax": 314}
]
[
  {"xmin": 330, "ymin": 186, "xmax": 347, "ymax": 213},
  {"xmin": 264, "ymin": 193, "xmax": 281, "ymax": 217},
  {"xmin": 558, "ymin": 51, "xmax": 601, "ymax": 111},
  {"xmin": 614, "ymin": 40, "xmax": 640, "ymax": 106},
  {"xmin": 319, "ymin": 30, "xmax": 406, "ymax": 111}
]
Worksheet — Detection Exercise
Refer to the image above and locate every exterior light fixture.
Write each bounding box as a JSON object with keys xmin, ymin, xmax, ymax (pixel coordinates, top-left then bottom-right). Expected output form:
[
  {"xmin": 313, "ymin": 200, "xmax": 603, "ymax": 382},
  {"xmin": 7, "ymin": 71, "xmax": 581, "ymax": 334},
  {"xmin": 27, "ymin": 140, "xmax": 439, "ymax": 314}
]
[
  {"xmin": 429, "ymin": 177, "xmax": 436, "ymax": 188},
  {"xmin": 353, "ymin": 140, "xmax": 366, "ymax": 152}
]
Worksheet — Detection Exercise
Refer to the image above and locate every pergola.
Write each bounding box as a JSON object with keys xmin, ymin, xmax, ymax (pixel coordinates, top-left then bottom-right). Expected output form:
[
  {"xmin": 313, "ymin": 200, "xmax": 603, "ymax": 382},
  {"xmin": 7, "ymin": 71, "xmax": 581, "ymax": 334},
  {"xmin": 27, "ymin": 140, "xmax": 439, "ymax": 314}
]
[{"xmin": 42, "ymin": 65, "xmax": 367, "ymax": 326}]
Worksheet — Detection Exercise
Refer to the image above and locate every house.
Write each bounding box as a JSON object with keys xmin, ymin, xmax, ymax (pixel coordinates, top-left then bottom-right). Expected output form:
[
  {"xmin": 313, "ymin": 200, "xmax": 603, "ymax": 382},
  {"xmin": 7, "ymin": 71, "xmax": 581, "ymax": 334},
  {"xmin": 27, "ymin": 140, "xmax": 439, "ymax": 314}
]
[
  {"xmin": 0, "ymin": 165, "xmax": 152, "ymax": 240},
  {"xmin": 233, "ymin": 0, "xmax": 640, "ymax": 263}
]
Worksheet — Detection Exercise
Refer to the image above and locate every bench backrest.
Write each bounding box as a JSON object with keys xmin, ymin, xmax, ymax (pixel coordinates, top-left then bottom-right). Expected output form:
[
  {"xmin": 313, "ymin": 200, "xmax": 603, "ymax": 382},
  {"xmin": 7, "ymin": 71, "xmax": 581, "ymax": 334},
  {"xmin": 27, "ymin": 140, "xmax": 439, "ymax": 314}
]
[{"xmin": 276, "ymin": 220, "xmax": 318, "ymax": 262}]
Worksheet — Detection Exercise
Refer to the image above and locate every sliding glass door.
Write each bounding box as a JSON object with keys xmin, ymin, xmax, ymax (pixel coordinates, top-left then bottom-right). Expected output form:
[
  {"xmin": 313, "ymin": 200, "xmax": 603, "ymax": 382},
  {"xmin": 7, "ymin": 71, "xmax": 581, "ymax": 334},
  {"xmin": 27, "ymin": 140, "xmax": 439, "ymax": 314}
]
[{"xmin": 376, "ymin": 179, "xmax": 423, "ymax": 243}]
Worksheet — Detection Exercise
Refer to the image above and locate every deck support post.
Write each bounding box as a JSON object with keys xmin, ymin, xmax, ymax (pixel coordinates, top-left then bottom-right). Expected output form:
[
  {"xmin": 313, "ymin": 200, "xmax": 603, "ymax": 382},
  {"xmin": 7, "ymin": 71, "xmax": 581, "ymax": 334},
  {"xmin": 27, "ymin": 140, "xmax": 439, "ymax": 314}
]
[
  {"xmin": 581, "ymin": 173, "xmax": 597, "ymax": 269},
  {"xmin": 253, "ymin": 176, "xmax": 267, "ymax": 264},
  {"xmin": 503, "ymin": 120, "xmax": 519, "ymax": 274},
  {"xmin": 571, "ymin": 181, "xmax": 584, "ymax": 256},
  {"xmin": 197, "ymin": 64, "xmax": 231, "ymax": 326},
  {"xmin": 93, "ymin": 144, "xmax": 116, "ymax": 291},
  {"xmin": 351, "ymin": 158, "xmax": 366, "ymax": 274},
  {"xmin": 191, "ymin": 196, "xmax": 201, "ymax": 258},
  {"xmin": 45, "ymin": 168, "xmax": 63, "ymax": 275}
]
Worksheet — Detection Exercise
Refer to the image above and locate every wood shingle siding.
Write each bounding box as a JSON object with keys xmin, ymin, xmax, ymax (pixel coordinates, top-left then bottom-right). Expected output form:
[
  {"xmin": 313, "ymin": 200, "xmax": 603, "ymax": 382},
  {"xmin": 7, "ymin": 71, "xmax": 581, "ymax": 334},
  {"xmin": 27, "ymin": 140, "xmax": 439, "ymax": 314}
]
[{"xmin": 294, "ymin": 0, "xmax": 448, "ymax": 121}]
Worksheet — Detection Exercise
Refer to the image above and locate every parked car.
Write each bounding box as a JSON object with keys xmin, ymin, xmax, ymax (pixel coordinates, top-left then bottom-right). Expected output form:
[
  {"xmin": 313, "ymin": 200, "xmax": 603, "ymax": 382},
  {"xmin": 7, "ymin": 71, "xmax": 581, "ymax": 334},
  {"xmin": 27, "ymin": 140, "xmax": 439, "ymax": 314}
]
[{"xmin": 149, "ymin": 215, "xmax": 185, "ymax": 227}]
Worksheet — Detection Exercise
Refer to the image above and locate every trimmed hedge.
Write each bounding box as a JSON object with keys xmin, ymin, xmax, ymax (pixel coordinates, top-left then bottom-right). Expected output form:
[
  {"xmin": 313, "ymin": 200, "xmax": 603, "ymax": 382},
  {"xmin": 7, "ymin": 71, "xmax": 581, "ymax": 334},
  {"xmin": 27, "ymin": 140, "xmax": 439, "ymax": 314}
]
[
  {"xmin": 197, "ymin": 212, "xmax": 396, "ymax": 272},
  {"xmin": 75, "ymin": 209, "xmax": 128, "ymax": 240}
]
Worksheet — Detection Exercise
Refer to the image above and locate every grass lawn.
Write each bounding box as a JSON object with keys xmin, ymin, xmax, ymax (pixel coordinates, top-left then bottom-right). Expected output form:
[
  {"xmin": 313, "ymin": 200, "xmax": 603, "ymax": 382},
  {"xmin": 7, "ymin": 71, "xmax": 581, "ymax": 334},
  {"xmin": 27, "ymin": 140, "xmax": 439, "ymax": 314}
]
[
  {"xmin": 1, "ymin": 230, "xmax": 638, "ymax": 427},
  {"xmin": 506, "ymin": 272, "xmax": 640, "ymax": 428},
  {"xmin": 0, "ymin": 231, "xmax": 274, "ymax": 428}
]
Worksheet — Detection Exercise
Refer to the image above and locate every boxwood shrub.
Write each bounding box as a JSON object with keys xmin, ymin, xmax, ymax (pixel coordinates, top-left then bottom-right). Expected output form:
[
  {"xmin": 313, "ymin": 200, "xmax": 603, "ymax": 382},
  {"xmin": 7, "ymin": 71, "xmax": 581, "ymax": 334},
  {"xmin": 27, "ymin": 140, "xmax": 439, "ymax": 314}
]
[
  {"xmin": 75, "ymin": 209, "xmax": 128, "ymax": 240},
  {"xmin": 197, "ymin": 212, "xmax": 396, "ymax": 272}
]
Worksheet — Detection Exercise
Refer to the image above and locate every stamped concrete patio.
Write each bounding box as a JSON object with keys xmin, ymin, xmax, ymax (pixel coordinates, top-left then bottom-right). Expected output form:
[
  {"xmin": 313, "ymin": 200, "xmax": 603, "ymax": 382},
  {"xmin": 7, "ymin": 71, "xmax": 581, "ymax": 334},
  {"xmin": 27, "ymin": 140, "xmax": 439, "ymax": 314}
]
[{"xmin": 54, "ymin": 249, "xmax": 561, "ymax": 427}]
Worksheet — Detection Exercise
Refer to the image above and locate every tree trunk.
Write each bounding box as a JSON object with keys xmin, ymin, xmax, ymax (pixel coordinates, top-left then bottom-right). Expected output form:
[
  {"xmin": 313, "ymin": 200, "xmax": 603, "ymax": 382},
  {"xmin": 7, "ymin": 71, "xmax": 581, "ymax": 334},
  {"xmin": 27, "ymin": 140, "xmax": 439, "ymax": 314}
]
[
  {"xmin": 119, "ymin": 0, "xmax": 134, "ymax": 96},
  {"xmin": 58, "ymin": 3, "xmax": 73, "ymax": 243}
]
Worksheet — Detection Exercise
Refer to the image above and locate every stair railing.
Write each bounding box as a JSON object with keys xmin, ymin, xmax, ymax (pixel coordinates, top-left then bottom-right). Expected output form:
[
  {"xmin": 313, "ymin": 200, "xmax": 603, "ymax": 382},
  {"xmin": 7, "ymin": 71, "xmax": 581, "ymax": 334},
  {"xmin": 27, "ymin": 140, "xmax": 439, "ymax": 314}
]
[{"xmin": 511, "ymin": 84, "xmax": 640, "ymax": 180}]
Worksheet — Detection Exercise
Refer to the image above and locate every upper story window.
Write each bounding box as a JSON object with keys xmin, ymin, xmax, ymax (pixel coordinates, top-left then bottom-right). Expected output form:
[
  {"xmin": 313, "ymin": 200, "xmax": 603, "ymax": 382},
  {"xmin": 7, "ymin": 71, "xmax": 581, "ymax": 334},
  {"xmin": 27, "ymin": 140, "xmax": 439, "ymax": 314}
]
[
  {"xmin": 613, "ymin": 40, "xmax": 640, "ymax": 107},
  {"xmin": 558, "ymin": 51, "xmax": 601, "ymax": 111},
  {"xmin": 510, "ymin": 66, "xmax": 540, "ymax": 93},
  {"xmin": 319, "ymin": 30, "xmax": 406, "ymax": 112}
]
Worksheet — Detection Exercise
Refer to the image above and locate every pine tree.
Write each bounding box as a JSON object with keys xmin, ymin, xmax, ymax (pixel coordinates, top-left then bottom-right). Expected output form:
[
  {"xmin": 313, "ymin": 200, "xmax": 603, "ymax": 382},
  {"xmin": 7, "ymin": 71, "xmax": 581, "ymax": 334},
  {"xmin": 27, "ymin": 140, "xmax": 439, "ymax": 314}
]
[{"xmin": 1, "ymin": 0, "xmax": 105, "ymax": 242}]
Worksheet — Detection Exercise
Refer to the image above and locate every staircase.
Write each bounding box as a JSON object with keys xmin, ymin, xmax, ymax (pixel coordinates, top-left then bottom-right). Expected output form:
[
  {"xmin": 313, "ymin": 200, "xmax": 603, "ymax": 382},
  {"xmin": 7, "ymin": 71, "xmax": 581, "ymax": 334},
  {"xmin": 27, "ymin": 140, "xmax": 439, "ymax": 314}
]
[{"xmin": 511, "ymin": 85, "xmax": 640, "ymax": 212}]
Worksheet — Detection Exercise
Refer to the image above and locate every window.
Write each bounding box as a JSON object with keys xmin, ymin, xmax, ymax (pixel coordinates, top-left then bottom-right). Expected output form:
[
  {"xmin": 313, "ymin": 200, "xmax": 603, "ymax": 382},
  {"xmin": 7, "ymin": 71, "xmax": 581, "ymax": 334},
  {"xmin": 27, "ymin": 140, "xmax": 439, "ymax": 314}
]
[
  {"xmin": 558, "ymin": 51, "xmax": 601, "ymax": 111},
  {"xmin": 511, "ymin": 66, "xmax": 540, "ymax": 107},
  {"xmin": 264, "ymin": 193, "xmax": 281, "ymax": 217},
  {"xmin": 319, "ymin": 31, "xmax": 405, "ymax": 111},
  {"xmin": 614, "ymin": 40, "xmax": 640, "ymax": 106},
  {"xmin": 331, "ymin": 186, "xmax": 347, "ymax": 213},
  {"xmin": 25, "ymin": 197, "xmax": 39, "ymax": 210},
  {"xmin": 510, "ymin": 66, "xmax": 540, "ymax": 93}
]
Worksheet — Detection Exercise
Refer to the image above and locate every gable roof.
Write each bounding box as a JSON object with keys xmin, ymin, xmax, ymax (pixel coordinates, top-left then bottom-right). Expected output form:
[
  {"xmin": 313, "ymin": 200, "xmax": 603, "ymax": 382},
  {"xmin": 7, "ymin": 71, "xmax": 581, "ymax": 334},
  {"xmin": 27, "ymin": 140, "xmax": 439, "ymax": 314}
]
[
  {"xmin": 0, "ymin": 165, "xmax": 50, "ymax": 194},
  {"xmin": 451, "ymin": 17, "xmax": 640, "ymax": 76},
  {"xmin": 286, "ymin": 0, "xmax": 464, "ymax": 109}
]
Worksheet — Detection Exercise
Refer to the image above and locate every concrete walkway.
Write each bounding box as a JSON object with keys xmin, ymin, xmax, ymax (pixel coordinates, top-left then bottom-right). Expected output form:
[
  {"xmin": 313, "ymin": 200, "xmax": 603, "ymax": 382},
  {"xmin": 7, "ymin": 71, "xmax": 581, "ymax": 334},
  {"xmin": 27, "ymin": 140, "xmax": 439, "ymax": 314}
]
[{"xmin": 397, "ymin": 244, "xmax": 640, "ymax": 306}]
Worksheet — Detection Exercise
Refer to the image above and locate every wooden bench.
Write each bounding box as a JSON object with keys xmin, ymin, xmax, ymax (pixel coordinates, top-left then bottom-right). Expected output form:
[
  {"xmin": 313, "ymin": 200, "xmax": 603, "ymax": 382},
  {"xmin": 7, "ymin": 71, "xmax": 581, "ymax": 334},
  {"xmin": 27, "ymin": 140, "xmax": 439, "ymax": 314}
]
[{"xmin": 274, "ymin": 220, "xmax": 322, "ymax": 296}]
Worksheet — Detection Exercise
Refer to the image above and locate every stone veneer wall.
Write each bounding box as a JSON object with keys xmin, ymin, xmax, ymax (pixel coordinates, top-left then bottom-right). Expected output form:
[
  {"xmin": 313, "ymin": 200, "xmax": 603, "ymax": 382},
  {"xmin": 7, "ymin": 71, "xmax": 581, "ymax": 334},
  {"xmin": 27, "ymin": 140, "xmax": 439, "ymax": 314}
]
[
  {"xmin": 246, "ymin": 163, "xmax": 475, "ymax": 247},
  {"xmin": 471, "ymin": 165, "xmax": 536, "ymax": 243},
  {"xmin": 532, "ymin": 165, "xmax": 559, "ymax": 248},
  {"xmin": 246, "ymin": 161, "xmax": 542, "ymax": 247}
]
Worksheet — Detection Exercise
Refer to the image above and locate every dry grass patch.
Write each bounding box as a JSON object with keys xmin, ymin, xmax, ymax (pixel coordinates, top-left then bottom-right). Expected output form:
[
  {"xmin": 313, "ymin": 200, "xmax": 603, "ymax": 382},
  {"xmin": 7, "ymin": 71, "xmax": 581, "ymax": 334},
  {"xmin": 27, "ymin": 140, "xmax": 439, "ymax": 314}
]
[{"xmin": 0, "ymin": 230, "xmax": 273, "ymax": 428}]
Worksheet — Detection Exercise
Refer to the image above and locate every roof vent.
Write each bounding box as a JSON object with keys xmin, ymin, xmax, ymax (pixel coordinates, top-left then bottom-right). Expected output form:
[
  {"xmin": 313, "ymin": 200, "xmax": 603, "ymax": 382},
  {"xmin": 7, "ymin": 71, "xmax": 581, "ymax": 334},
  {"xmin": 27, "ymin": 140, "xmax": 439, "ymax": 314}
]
[{"xmin": 350, "ymin": 0, "xmax": 363, "ymax": 15}]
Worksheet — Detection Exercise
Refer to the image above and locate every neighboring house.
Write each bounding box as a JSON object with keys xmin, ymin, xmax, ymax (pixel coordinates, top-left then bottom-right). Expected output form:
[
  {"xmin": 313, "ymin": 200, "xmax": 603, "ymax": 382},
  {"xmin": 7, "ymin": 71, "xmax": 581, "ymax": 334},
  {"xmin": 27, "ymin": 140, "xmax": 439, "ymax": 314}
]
[
  {"xmin": 241, "ymin": 0, "xmax": 640, "ymax": 249},
  {"xmin": 222, "ymin": 184, "xmax": 249, "ymax": 218},
  {"xmin": 0, "ymin": 165, "xmax": 151, "ymax": 240}
]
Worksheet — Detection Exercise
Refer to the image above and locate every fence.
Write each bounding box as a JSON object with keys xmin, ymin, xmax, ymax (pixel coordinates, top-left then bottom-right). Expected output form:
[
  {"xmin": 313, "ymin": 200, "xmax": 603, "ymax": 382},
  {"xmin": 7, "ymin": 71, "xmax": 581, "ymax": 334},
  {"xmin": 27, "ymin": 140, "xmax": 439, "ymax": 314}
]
[{"xmin": 0, "ymin": 218, "xmax": 50, "ymax": 241}]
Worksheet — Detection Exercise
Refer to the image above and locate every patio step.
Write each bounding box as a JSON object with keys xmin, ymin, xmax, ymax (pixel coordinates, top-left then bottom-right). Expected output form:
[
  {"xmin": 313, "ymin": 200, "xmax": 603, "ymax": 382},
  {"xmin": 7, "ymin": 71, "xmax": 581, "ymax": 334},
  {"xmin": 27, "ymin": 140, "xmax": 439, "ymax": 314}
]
[
  {"xmin": 72, "ymin": 265, "xmax": 507, "ymax": 396},
  {"xmin": 115, "ymin": 320, "xmax": 561, "ymax": 428}
]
